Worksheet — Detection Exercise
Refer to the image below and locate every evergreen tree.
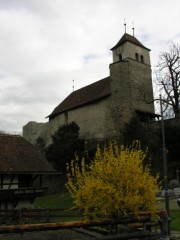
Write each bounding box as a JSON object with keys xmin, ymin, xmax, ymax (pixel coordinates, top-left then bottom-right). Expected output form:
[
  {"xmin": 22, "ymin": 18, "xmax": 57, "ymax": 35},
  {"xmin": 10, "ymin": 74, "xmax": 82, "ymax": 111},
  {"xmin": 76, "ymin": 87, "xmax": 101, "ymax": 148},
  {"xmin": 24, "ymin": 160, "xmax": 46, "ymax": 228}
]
[
  {"xmin": 45, "ymin": 122, "xmax": 85, "ymax": 172},
  {"xmin": 164, "ymin": 123, "xmax": 180, "ymax": 179},
  {"xmin": 123, "ymin": 116, "xmax": 162, "ymax": 177}
]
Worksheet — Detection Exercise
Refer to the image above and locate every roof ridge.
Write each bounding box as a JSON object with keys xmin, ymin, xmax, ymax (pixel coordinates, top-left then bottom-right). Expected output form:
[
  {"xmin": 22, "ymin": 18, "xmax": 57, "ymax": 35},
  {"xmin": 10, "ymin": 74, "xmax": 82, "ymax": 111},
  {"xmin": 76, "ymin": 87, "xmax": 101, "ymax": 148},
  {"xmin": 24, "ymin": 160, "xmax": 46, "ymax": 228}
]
[
  {"xmin": 48, "ymin": 77, "xmax": 111, "ymax": 119},
  {"xmin": 72, "ymin": 76, "xmax": 110, "ymax": 93},
  {"xmin": 0, "ymin": 133, "xmax": 21, "ymax": 137},
  {"xmin": 111, "ymin": 33, "xmax": 150, "ymax": 51}
]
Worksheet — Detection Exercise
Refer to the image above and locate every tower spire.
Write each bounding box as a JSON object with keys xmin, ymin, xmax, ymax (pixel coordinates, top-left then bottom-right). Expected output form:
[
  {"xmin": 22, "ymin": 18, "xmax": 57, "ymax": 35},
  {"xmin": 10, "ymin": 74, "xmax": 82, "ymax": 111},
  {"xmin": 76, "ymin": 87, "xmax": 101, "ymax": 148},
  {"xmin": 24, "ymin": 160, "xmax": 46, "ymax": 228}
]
[
  {"xmin": 72, "ymin": 80, "xmax": 74, "ymax": 92},
  {"xmin": 124, "ymin": 18, "xmax": 126, "ymax": 33},
  {"xmin": 132, "ymin": 22, "xmax": 135, "ymax": 36}
]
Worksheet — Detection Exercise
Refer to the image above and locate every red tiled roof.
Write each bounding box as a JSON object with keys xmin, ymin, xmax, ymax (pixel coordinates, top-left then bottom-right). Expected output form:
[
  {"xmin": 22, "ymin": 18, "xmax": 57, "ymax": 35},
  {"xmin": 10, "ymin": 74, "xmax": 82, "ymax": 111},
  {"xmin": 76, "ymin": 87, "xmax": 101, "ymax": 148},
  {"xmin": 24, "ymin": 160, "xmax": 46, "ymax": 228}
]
[
  {"xmin": 110, "ymin": 33, "xmax": 150, "ymax": 51},
  {"xmin": 0, "ymin": 134, "xmax": 55, "ymax": 173},
  {"xmin": 48, "ymin": 77, "xmax": 111, "ymax": 119}
]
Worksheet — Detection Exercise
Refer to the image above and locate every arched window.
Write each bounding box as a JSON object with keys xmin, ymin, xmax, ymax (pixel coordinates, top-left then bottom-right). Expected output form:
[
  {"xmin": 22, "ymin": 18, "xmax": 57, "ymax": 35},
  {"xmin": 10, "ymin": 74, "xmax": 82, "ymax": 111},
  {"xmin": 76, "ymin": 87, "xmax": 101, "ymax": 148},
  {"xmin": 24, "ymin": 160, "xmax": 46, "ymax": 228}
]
[
  {"xmin": 140, "ymin": 55, "xmax": 144, "ymax": 63},
  {"xmin": 119, "ymin": 53, "xmax": 122, "ymax": 61},
  {"xmin": 64, "ymin": 112, "xmax": 68, "ymax": 125},
  {"xmin": 135, "ymin": 53, "xmax": 139, "ymax": 61}
]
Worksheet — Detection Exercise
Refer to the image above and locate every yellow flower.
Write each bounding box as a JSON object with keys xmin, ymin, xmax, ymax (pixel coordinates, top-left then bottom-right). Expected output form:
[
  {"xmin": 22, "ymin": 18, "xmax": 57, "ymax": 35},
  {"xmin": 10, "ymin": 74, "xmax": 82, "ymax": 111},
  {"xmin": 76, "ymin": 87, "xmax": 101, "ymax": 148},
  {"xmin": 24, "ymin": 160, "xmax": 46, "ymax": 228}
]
[{"xmin": 66, "ymin": 141, "xmax": 160, "ymax": 219}]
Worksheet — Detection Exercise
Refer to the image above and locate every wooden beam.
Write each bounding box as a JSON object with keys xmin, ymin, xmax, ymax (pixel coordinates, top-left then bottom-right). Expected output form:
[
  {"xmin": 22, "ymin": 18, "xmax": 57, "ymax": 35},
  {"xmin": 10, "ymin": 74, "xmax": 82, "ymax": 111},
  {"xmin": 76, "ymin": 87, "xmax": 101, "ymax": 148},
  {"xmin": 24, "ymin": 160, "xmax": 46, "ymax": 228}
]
[
  {"xmin": 0, "ymin": 219, "xmax": 115, "ymax": 234},
  {"xmin": 8, "ymin": 174, "xmax": 15, "ymax": 189},
  {"xmin": 0, "ymin": 174, "xmax": 3, "ymax": 189}
]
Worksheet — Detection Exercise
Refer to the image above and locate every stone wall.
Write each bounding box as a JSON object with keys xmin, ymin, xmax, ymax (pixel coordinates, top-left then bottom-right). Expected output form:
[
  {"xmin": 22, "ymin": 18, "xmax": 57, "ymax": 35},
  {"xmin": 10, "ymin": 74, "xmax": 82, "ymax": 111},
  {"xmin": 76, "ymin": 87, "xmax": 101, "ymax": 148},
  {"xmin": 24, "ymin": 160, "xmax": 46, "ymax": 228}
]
[
  {"xmin": 23, "ymin": 96, "xmax": 114, "ymax": 145},
  {"xmin": 109, "ymin": 59, "xmax": 154, "ymax": 137},
  {"xmin": 129, "ymin": 60, "xmax": 154, "ymax": 112},
  {"xmin": 67, "ymin": 98, "xmax": 114, "ymax": 140}
]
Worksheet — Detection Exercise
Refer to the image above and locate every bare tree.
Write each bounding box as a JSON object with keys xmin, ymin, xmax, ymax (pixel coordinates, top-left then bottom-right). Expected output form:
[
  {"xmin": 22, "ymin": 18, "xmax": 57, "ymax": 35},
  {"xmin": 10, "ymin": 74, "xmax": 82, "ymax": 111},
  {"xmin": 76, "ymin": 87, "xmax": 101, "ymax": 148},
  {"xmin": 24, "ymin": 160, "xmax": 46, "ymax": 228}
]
[{"xmin": 156, "ymin": 43, "xmax": 180, "ymax": 118}]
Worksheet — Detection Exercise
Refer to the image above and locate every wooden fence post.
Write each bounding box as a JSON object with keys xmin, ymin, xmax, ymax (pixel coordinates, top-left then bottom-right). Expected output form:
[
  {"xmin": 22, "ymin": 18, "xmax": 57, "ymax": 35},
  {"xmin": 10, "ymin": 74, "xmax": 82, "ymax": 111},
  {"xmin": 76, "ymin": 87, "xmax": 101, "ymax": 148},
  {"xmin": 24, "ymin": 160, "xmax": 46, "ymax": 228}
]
[
  {"xmin": 18, "ymin": 209, "xmax": 22, "ymax": 224},
  {"xmin": 46, "ymin": 208, "xmax": 50, "ymax": 223},
  {"xmin": 19, "ymin": 232, "xmax": 24, "ymax": 240}
]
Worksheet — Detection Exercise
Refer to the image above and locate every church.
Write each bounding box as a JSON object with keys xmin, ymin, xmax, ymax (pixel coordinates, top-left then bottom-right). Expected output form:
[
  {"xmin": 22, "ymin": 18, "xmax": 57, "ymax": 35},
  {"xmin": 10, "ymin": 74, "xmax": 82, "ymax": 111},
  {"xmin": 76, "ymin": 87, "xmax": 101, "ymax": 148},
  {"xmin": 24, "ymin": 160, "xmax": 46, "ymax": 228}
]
[{"xmin": 23, "ymin": 31, "xmax": 157, "ymax": 145}]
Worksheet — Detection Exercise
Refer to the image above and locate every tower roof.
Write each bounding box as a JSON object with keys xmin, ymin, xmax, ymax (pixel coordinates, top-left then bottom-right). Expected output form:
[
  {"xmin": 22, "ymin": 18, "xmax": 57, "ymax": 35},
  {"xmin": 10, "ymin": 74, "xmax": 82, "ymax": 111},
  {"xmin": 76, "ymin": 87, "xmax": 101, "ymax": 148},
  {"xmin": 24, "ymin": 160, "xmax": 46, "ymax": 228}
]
[{"xmin": 110, "ymin": 33, "xmax": 150, "ymax": 51}]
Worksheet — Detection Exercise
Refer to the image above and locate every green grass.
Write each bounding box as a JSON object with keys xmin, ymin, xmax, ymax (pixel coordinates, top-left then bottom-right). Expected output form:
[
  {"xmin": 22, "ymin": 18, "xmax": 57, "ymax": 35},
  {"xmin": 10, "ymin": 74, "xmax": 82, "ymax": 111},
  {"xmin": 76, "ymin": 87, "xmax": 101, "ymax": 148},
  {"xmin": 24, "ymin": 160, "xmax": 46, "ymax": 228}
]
[
  {"xmin": 170, "ymin": 210, "xmax": 180, "ymax": 231},
  {"xmin": 156, "ymin": 198, "xmax": 180, "ymax": 231},
  {"xmin": 34, "ymin": 191, "xmax": 73, "ymax": 209},
  {"xmin": 34, "ymin": 191, "xmax": 80, "ymax": 222},
  {"xmin": 35, "ymin": 193, "xmax": 180, "ymax": 231}
]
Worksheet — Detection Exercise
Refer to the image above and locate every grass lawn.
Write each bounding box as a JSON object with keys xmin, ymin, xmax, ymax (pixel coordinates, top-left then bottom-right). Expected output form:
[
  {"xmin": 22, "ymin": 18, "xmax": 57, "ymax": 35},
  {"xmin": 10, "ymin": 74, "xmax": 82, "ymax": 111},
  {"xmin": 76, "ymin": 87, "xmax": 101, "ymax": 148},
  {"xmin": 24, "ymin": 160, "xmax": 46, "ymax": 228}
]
[
  {"xmin": 34, "ymin": 191, "xmax": 80, "ymax": 222},
  {"xmin": 156, "ymin": 198, "xmax": 180, "ymax": 231},
  {"xmin": 170, "ymin": 210, "xmax": 180, "ymax": 231},
  {"xmin": 35, "ymin": 191, "xmax": 73, "ymax": 209},
  {"xmin": 35, "ymin": 193, "xmax": 180, "ymax": 231}
]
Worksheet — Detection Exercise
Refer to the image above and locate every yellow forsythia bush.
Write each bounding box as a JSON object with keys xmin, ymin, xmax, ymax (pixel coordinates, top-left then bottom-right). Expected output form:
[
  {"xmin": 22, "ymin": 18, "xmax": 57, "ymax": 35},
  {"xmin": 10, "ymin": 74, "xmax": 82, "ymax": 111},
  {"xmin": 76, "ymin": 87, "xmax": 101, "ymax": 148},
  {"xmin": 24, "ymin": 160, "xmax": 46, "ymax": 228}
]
[{"xmin": 66, "ymin": 141, "xmax": 159, "ymax": 219}]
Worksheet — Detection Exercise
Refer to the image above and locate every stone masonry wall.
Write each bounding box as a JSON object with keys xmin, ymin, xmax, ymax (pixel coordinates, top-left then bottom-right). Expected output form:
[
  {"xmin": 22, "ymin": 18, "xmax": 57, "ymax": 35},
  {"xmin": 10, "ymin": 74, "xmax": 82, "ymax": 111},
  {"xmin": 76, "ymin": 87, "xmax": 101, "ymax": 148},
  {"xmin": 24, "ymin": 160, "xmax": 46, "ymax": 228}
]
[
  {"xmin": 23, "ymin": 121, "xmax": 48, "ymax": 145},
  {"xmin": 66, "ymin": 98, "xmax": 114, "ymax": 140},
  {"xmin": 129, "ymin": 60, "xmax": 154, "ymax": 113},
  {"xmin": 23, "ymin": 96, "xmax": 115, "ymax": 145},
  {"xmin": 48, "ymin": 96, "xmax": 115, "ymax": 142},
  {"xmin": 109, "ymin": 59, "xmax": 154, "ymax": 137},
  {"xmin": 109, "ymin": 61, "xmax": 132, "ymax": 136}
]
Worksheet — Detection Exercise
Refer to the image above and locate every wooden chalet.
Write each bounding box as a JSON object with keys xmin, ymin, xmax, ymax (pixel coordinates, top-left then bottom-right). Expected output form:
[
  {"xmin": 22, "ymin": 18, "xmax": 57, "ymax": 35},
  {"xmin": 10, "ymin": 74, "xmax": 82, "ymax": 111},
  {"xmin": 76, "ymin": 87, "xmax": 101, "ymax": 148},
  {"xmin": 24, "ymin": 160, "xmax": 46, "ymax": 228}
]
[{"xmin": 0, "ymin": 134, "xmax": 56, "ymax": 209}]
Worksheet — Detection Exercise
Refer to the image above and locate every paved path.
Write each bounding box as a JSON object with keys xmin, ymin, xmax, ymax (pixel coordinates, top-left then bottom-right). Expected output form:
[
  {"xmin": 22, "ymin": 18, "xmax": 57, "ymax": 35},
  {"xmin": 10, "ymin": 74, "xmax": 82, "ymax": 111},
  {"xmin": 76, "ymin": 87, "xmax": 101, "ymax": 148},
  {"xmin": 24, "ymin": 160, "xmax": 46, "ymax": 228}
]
[
  {"xmin": 0, "ymin": 227, "xmax": 179, "ymax": 240},
  {"xmin": 0, "ymin": 229, "xmax": 95, "ymax": 240},
  {"xmin": 171, "ymin": 231, "xmax": 180, "ymax": 240}
]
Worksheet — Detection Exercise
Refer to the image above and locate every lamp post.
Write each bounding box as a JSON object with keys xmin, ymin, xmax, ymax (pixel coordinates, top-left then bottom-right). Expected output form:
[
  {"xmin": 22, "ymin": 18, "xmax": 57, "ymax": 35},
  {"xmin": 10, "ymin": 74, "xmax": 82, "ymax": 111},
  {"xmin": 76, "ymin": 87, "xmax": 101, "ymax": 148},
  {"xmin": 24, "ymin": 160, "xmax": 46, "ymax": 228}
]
[
  {"xmin": 160, "ymin": 94, "xmax": 170, "ymax": 222},
  {"xmin": 176, "ymin": 170, "xmax": 179, "ymax": 182},
  {"xmin": 144, "ymin": 94, "xmax": 170, "ymax": 235}
]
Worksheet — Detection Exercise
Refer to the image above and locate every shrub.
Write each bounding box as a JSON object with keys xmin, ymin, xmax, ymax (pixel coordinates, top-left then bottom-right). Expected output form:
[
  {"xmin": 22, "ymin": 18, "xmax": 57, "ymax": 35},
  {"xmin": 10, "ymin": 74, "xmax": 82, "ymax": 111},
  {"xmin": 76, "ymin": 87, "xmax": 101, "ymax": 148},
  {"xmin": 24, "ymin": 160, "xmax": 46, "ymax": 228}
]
[{"xmin": 66, "ymin": 141, "xmax": 160, "ymax": 219}]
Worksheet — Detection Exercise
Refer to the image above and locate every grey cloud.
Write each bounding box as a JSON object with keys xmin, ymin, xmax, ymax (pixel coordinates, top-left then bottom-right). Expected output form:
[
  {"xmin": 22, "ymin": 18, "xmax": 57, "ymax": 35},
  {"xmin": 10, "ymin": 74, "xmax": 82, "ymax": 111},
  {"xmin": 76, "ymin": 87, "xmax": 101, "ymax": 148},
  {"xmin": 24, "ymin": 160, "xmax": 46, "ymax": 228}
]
[{"xmin": 0, "ymin": 0, "xmax": 180, "ymax": 133}]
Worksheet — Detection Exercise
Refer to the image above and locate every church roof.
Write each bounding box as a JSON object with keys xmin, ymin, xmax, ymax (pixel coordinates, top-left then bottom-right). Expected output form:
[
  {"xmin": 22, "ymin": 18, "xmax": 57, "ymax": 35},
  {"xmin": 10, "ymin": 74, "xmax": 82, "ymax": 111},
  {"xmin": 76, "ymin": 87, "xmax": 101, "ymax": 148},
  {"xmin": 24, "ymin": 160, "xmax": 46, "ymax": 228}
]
[
  {"xmin": 110, "ymin": 33, "xmax": 150, "ymax": 51},
  {"xmin": 0, "ymin": 134, "xmax": 55, "ymax": 174},
  {"xmin": 48, "ymin": 77, "xmax": 111, "ymax": 119}
]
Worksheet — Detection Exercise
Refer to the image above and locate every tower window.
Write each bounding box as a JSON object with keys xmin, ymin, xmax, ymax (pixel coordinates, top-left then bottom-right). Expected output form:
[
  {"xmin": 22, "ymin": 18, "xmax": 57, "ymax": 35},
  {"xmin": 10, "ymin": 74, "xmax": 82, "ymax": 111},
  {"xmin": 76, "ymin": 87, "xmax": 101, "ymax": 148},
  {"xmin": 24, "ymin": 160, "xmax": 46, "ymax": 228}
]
[
  {"xmin": 119, "ymin": 53, "xmax": 122, "ymax": 61},
  {"xmin": 64, "ymin": 112, "xmax": 68, "ymax": 125},
  {"xmin": 135, "ymin": 53, "xmax": 139, "ymax": 61},
  {"xmin": 140, "ymin": 55, "xmax": 144, "ymax": 63}
]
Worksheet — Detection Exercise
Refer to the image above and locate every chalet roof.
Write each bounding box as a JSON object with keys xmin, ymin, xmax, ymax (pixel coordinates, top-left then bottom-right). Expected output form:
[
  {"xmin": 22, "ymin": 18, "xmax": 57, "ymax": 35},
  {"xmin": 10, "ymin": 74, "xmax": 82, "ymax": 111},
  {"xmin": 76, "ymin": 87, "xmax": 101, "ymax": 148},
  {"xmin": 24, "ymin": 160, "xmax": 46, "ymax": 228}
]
[
  {"xmin": 110, "ymin": 33, "xmax": 150, "ymax": 51},
  {"xmin": 0, "ymin": 134, "xmax": 56, "ymax": 174},
  {"xmin": 48, "ymin": 77, "xmax": 111, "ymax": 119}
]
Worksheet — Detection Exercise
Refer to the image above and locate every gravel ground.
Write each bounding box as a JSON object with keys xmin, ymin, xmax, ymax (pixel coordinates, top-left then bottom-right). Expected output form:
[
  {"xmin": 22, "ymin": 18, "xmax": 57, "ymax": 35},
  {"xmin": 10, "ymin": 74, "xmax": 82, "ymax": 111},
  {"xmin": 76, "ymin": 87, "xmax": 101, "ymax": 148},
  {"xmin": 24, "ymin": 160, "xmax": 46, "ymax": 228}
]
[{"xmin": 0, "ymin": 229, "xmax": 95, "ymax": 240}]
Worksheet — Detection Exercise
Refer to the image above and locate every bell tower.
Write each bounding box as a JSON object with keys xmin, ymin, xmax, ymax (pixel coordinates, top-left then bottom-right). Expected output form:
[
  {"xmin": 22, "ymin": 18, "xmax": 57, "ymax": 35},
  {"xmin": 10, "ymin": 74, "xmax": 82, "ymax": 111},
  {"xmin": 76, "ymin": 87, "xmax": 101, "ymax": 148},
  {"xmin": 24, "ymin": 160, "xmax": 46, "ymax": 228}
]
[
  {"xmin": 110, "ymin": 33, "xmax": 151, "ymax": 65},
  {"xmin": 109, "ymin": 32, "xmax": 155, "ymax": 135}
]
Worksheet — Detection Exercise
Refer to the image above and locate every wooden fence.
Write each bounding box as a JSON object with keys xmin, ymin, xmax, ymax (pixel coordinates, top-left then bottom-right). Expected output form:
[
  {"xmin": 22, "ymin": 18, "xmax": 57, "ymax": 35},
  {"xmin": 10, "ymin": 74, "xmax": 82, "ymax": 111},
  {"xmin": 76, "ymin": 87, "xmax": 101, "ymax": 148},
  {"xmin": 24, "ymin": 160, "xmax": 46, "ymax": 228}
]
[
  {"xmin": 0, "ymin": 209, "xmax": 161, "ymax": 240},
  {"xmin": 0, "ymin": 208, "xmax": 79, "ymax": 224},
  {"xmin": 0, "ymin": 219, "xmax": 159, "ymax": 240}
]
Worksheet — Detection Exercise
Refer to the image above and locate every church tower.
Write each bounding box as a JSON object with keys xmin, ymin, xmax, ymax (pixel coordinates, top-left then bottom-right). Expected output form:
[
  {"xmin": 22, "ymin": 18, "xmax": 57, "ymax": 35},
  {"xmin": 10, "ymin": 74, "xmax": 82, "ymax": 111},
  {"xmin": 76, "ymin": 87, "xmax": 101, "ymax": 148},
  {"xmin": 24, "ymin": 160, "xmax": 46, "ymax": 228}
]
[
  {"xmin": 109, "ymin": 32, "xmax": 155, "ymax": 136},
  {"xmin": 111, "ymin": 33, "xmax": 151, "ymax": 65}
]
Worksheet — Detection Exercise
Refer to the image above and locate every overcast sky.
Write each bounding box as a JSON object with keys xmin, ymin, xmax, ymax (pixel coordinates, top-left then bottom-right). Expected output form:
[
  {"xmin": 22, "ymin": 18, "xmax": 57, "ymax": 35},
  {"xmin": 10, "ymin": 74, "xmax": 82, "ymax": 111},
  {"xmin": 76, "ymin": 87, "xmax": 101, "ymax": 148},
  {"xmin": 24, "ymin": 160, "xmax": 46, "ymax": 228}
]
[{"xmin": 0, "ymin": 0, "xmax": 180, "ymax": 133}]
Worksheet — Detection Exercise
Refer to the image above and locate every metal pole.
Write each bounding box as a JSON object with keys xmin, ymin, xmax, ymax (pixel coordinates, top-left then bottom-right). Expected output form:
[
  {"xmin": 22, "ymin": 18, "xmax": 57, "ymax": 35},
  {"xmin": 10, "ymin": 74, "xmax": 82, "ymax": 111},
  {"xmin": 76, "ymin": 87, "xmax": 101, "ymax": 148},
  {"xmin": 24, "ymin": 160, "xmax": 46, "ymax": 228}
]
[
  {"xmin": 176, "ymin": 170, "xmax": 179, "ymax": 182},
  {"xmin": 160, "ymin": 94, "xmax": 170, "ymax": 235}
]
